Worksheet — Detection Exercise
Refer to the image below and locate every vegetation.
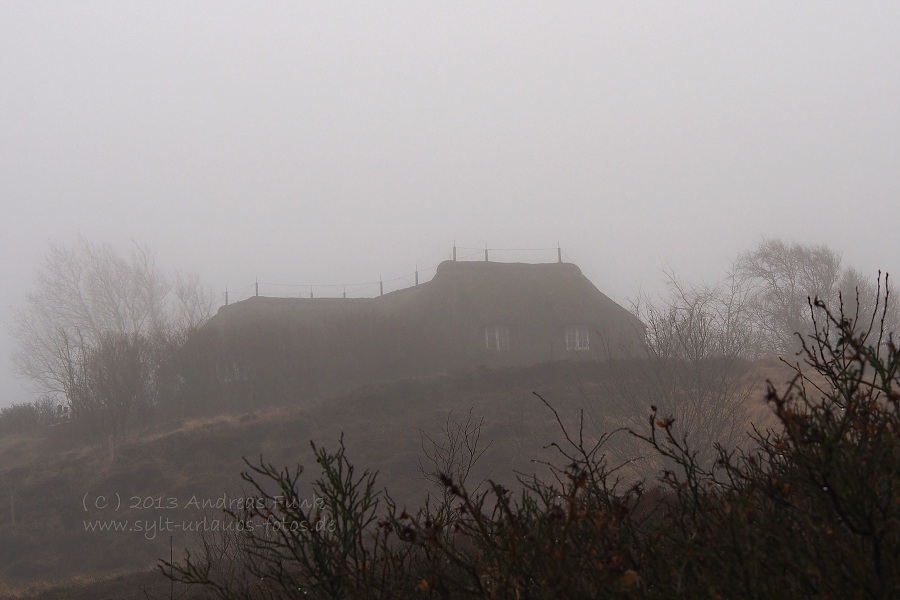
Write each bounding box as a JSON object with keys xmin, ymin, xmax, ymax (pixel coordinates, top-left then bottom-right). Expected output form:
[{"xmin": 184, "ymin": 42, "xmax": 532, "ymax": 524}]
[
  {"xmin": 0, "ymin": 397, "xmax": 56, "ymax": 436},
  {"xmin": 5, "ymin": 237, "xmax": 891, "ymax": 444},
  {"xmin": 736, "ymin": 238, "xmax": 899, "ymax": 355},
  {"xmin": 8, "ymin": 236, "xmax": 214, "ymax": 456},
  {"xmin": 606, "ymin": 269, "xmax": 762, "ymax": 478},
  {"xmin": 160, "ymin": 277, "xmax": 899, "ymax": 598},
  {"xmin": 2, "ymin": 237, "xmax": 897, "ymax": 597}
]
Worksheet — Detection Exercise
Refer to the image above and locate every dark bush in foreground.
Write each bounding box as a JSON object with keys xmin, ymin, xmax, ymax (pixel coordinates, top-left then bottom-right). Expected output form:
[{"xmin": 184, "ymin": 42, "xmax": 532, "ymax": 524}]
[{"xmin": 163, "ymin": 287, "xmax": 900, "ymax": 599}]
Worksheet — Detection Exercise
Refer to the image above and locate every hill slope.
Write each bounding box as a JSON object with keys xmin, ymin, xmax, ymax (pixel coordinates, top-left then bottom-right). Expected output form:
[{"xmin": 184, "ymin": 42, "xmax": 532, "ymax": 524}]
[{"xmin": 0, "ymin": 358, "xmax": 785, "ymax": 597}]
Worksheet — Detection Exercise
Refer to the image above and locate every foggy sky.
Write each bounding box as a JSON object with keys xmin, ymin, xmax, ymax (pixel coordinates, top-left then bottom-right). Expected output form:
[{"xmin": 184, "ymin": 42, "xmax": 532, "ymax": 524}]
[{"xmin": 2, "ymin": 2, "xmax": 899, "ymax": 406}]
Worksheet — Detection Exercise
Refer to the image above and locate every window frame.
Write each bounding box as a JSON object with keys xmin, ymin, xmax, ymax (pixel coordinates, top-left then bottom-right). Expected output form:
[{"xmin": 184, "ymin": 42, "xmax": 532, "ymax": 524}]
[
  {"xmin": 484, "ymin": 324, "xmax": 511, "ymax": 351},
  {"xmin": 565, "ymin": 325, "xmax": 590, "ymax": 351}
]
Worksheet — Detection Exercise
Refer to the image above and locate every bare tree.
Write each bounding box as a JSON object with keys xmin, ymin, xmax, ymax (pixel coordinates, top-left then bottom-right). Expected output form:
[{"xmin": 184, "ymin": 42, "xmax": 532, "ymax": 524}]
[
  {"xmin": 10, "ymin": 236, "xmax": 214, "ymax": 451},
  {"xmin": 735, "ymin": 238, "xmax": 898, "ymax": 356},
  {"xmin": 169, "ymin": 271, "xmax": 218, "ymax": 344},
  {"xmin": 12, "ymin": 238, "xmax": 166, "ymax": 391},
  {"xmin": 634, "ymin": 269, "xmax": 758, "ymax": 361},
  {"xmin": 70, "ymin": 332, "xmax": 153, "ymax": 458},
  {"xmin": 736, "ymin": 238, "xmax": 843, "ymax": 355},
  {"xmin": 602, "ymin": 241, "xmax": 892, "ymax": 478},
  {"xmin": 419, "ymin": 408, "xmax": 492, "ymax": 518},
  {"xmin": 596, "ymin": 270, "xmax": 760, "ymax": 478}
]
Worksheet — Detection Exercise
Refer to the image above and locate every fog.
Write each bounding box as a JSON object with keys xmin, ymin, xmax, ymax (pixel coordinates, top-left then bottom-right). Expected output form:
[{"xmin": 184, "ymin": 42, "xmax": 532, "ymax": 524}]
[{"xmin": 2, "ymin": 2, "xmax": 899, "ymax": 407}]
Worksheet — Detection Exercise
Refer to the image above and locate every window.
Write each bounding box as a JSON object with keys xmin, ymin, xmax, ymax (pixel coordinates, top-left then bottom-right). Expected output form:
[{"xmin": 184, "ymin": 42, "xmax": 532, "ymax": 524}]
[
  {"xmin": 485, "ymin": 325, "xmax": 510, "ymax": 351},
  {"xmin": 566, "ymin": 326, "xmax": 590, "ymax": 351}
]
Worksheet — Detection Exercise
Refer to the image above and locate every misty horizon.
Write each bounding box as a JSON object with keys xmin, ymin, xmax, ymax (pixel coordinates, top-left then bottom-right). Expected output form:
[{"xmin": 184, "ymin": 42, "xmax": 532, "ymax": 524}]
[{"xmin": 3, "ymin": 3, "xmax": 899, "ymax": 406}]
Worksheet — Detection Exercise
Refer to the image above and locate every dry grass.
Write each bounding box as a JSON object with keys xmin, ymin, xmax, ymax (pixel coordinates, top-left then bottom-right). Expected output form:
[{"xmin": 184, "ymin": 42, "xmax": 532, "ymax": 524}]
[
  {"xmin": 0, "ymin": 568, "xmax": 186, "ymax": 600},
  {"xmin": 0, "ymin": 357, "xmax": 785, "ymax": 596}
]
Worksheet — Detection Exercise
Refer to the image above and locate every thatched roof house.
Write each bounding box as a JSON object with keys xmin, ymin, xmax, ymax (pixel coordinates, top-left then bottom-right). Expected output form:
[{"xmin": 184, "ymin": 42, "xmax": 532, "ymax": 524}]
[{"xmin": 183, "ymin": 260, "xmax": 645, "ymax": 407}]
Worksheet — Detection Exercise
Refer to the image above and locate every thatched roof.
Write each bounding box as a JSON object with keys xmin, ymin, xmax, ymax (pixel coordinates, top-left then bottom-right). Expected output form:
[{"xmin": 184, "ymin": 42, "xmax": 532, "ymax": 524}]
[
  {"xmin": 194, "ymin": 261, "xmax": 645, "ymax": 403},
  {"xmin": 395, "ymin": 260, "xmax": 641, "ymax": 328},
  {"xmin": 215, "ymin": 260, "xmax": 641, "ymax": 330}
]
